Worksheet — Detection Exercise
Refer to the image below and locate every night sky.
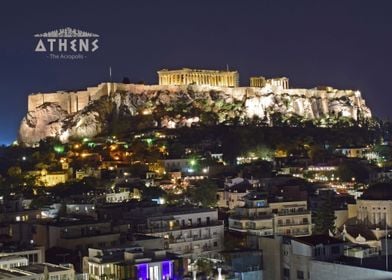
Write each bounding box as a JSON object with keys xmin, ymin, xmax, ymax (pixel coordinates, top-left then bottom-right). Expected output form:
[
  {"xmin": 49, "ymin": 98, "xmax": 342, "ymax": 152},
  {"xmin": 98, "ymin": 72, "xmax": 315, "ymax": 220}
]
[{"xmin": 0, "ymin": 0, "xmax": 391, "ymax": 144}]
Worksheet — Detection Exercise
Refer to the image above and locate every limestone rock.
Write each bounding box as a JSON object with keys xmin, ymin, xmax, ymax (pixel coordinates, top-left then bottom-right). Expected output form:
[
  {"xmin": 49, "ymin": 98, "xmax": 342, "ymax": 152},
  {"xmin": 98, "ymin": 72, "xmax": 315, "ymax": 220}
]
[
  {"xmin": 19, "ymin": 103, "xmax": 68, "ymax": 146},
  {"xmin": 19, "ymin": 83, "xmax": 373, "ymax": 146}
]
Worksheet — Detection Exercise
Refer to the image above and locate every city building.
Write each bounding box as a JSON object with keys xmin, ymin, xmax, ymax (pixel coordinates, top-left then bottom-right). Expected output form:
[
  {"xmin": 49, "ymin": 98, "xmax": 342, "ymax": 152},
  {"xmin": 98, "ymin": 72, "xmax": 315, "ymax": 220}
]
[
  {"xmin": 0, "ymin": 197, "xmax": 41, "ymax": 244},
  {"xmin": 128, "ymin": 207, "xmax": 224, "ymax": 259},
  {"xmin": 0, "ymin": 245, "xmax": 45, "ymax": 264},
  {"xmin": 29, "ymin": 169, "xmax": 70, "ymax": 187},
  {"xmin": 229, "ymin": 192, "xmax": 312, "ymax": 238},
  {"xmin": 84, "ymin": 245, "xmax": 185, "ymax": 280},
  {"xmin": 66, "ymin": 203, "xmax": 96, "ymax": 217},
  {"xmin": 217, "ymin": 177, "xmax": 258, "ymax": 209},
  {"xmin": 259, "ymin": 235, "xmax": 346, "ymax": 280},
  {"xmin": 356, "ymin": 183, "xmax": 392, "ymax": 228},
  {"xmin": 221, "ymin": 249, "xmax": 263, "ymax": 280},
  {"xmin": 75, "ymin": 167, "xmax": 101, "ymax": 180},
  {"xmin": 0, "ymin": 255, "xmax": 28, "ymax": 270},
  {"xmin": 250, "ymin": 76, "xmax": 289, "ymax": 89},
  {"xmin": 33, "ymin": 219, "xmax": 129, "ymax": 252},
  {"xmin": 335, "ymin": 146, "xmax": 370, "ymax": 159},
  {"xmin": 106, "ymin": 191, "xmax": 131, "ymax": 203},
  {"xmin": 158, "ymin": 68, "xmax": 239, "ymax": 87},
  {"xmin": 0, "ymin": 263, "xmax": 75, "ymax": 280}
]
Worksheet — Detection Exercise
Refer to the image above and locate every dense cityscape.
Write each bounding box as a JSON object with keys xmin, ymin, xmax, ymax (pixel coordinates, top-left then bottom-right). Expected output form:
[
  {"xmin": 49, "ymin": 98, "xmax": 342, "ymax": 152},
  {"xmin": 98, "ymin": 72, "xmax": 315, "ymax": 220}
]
[
  {"xmin": 1, "ymin": 1, "xmax": 392, "ymax": 279},
  {"xmin": 1, "ymin": 66, "xmax": 392, "ymax": 280}
]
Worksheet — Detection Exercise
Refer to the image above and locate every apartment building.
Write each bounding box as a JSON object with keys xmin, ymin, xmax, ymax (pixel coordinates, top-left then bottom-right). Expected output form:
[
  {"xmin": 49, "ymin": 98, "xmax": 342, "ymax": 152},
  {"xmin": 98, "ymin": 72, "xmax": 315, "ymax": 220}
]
[
  {"xmin": 33, "ymin": 219, "xmax": 129, "ymax": 252},
  {"xmin": 130, "ymin": 207, "xmax": 224, "ymax": 259},
  {"xmin": 84, "ymin": 245, "xmax": 184, "ymax": 280},
  {"xmin": 229, "ymin": 192, "xmax": 312, "ymax": 237},
  {"xmin": 0, "ymin": 263, "xmax": 75, "ymax": 280}
]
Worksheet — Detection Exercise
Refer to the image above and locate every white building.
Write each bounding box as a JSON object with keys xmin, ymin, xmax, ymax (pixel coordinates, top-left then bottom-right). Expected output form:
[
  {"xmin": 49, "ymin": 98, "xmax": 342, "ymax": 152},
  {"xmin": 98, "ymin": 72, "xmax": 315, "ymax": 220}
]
[
  {"xmin": 259, "ymin": 235, "xmax": 346, "ymax": 280},
  {"xmin": 137, "ymin": 208, "xmax": 224, "ymax": 259},
  {"xmin": 310, "ymin": 259, "xmax": 392, "ymax": 280},
  {"xmin": 0, "ymin": 255, "xmax": 28, "ymax": 270},
  {"xmin": 0, "ymin": 263, "xmax": 75, "ymax": 280},
  {"xmin": 66, "ymin": 203, "xmax": 96, "ymax": 217},
  {"xmin": 84, "ymin": 246, "xmax": 182, "ymax": 280},
  {"xmin": 229, "ymin": 192, "xmax": 312, "ymax": 237},
  {"xmin": 106, "ymin": 191, "xmax": 130, "ymax": 203},
  {"xmin": 0, "ymin": 246, "xmax": 45, "ymax": 264}
]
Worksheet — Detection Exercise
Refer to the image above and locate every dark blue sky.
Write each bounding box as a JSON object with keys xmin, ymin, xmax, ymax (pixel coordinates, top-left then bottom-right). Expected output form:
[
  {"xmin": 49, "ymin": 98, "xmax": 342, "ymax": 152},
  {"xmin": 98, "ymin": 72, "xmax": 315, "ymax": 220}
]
[{"xmin": 0, "ymin": 0, "xmax": 391, "ymax": 144}]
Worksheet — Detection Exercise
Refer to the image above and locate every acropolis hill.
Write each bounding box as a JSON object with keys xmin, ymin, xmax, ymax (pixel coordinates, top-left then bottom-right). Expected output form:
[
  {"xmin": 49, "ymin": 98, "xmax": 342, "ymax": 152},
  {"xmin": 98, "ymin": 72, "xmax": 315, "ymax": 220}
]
[{"xmin": 20, "ymin": 68, "xmax": 372, "ymax": 146}]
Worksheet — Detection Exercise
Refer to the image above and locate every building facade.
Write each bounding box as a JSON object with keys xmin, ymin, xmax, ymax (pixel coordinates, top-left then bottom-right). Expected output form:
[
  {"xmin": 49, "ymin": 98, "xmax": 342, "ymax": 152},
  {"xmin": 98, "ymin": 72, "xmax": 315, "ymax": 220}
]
[
  {"xmin": 33, "ymin": 220, "xmax": 129, "ymax": 252},
  {"xmin": 250, "ymin": 76, "xmax": 289, "ymax": 89},
  {"xmin": 0, "ymin": 263, "xmax": 75, "ymax": 280},
  {"xmin": 229, "ymin": 192, "xmax": 312, "ymax": 237},
  {"xmin": 259, "ymin": 235, "xmax": 346, "ymax": 280},
  {"xmin": 158, "ymin": 68, "xmax": 239, "ymax": 87},
  {"xmin": 84, "ymin": 246, "xmax": 184, "ymax": 280},
  {"xmin": 133, "ymin": 208, "xmax": 224, "ymax": 259}
]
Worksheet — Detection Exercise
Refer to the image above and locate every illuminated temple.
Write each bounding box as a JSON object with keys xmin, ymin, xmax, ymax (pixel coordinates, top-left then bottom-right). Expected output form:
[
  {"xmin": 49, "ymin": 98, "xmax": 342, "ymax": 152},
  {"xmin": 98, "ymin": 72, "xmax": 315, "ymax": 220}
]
[
  {"xmin": 158, "ymin": 68, "xmax": 290, "ymax": 90},
  {"xmin": 157, "ymin": 68, "xmax": 239, "ymax": 87}
]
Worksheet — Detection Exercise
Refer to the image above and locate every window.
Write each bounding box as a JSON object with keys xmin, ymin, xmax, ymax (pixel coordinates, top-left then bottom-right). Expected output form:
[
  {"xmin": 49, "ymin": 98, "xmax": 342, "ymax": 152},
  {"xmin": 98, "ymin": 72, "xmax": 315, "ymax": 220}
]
[
  {"xmin": 331, "ymin": 245, "xmax": 340, "ymax": 254},
  {"xmin": 315, "ymin": 247, "xmax": 321, "ymax": 256},
  {"xmin": 297, "ymin": 270, "xmax": 304, "ymax": 280},
  {"xmin": 213, "ymin": 241, "xmax": 218, "ymax": 247},
  {"xmin": 283, "ymin": 268, "xmax": 290, "ymax": 278}
]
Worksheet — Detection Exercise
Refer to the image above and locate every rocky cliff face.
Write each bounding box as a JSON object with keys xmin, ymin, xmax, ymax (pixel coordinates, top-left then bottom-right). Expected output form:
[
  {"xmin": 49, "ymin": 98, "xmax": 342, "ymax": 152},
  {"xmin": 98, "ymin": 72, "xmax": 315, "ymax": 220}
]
[{"xmin": 19, "ymin": 84, "xmax": 372, "ymax": 146}]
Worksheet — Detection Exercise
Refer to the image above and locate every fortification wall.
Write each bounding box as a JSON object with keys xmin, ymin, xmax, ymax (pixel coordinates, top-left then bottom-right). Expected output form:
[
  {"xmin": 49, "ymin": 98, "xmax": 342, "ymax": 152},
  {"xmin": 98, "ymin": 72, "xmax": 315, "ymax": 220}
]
[
  {"xmin": 28, "ymin": 83, "xmax": 111, "ymax": 114},
  {"xmin": 27, "ymin": 82, "xmax": 367, "ymax": 117}
]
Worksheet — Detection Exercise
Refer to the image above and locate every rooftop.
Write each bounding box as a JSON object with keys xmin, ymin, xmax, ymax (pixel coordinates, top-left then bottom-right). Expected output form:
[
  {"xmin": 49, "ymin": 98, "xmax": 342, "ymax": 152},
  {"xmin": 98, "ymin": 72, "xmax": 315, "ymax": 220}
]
[
  {"xmin": 360, "ymin": 183, "xmax": 392, "ymax": 200},
  {"xmin": 292, "ymin": 235, "xmax": 345, "ymax": 246},
  {"xmin": 325, "ymin": 255, "xmax": 392, "ymax": 272},
  {"xmin": 0, "ymin": 268, "xmax": 26, "ymax": 277},
  {"xmin": 13, "ymin": 263, "xmax": 71, "ymax": 274}
]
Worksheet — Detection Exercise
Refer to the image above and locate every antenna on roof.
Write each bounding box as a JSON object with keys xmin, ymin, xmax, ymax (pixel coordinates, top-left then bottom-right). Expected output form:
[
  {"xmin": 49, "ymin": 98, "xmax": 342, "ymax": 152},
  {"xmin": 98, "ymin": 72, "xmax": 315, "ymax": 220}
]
[{"xmin": 109, "ymin": 66, "xmax": 112, "ymax": 82}]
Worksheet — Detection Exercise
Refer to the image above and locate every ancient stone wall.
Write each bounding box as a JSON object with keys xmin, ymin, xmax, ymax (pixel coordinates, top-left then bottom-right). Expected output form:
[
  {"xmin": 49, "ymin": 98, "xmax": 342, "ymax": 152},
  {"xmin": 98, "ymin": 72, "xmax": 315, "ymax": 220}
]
[{"xmin": 27, "ymin": 82, "xmax": 369, "ymax": 119}]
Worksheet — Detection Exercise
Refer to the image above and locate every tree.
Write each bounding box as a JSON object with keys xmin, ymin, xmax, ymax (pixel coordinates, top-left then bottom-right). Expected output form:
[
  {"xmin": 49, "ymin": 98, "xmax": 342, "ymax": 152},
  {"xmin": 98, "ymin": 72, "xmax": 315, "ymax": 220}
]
[
  {"xmin": 188, "ymin": 179, "xmax": 218, "ymax": 207},
  {"xmin": 313, "ymin": 192, "xmax": 336, "ymax": 234},
  {"xmin": 7, "ymin": 166, "xmax": 23, "ymax": 186},
  {"xmin": 336, "ymin": 161, "xmax": 369, "ymax": 183},
  {"xmin": 7, "ymin": 166, "xmax": 22, "ymax": 178},
  {"xmin": 195, "ymin": 258, "xmax": 214, "ymax": 277}
]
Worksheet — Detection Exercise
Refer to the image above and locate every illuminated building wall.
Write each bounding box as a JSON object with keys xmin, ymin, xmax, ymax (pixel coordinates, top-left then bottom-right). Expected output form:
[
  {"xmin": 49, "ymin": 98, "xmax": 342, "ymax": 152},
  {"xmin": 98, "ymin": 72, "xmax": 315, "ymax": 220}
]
[{"xmin": 158, "ymin": 68, "xmax": 239, "ymax": 87}]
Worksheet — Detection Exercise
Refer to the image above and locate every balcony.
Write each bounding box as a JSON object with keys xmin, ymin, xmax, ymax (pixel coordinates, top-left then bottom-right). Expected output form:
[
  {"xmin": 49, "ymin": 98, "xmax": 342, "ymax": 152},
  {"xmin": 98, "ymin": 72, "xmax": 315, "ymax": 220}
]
[
  {"xmin": 229, "ymin": 224, "xmax": 273, "ymax": 236},
  {"xmin": 60, "ymin": 228, "xmax": 120, "ymax": 239},
  {"xmin": 276, "ymin": 221, "xmax": 310, "ymax": 228},
  {"xmin": 229, "ymin": 214, "xmax": 273, "ymax": 221},
  {"xmin": 169, "ymin": 234, "xmax": 215, "ymax": 244},
  {"xmin": 139, "ymin": 220, "xmax": 223, "ymax": 234},
  {"xmin": 276, "ymin": 210, "xmax": 310, "ymax": 217}
]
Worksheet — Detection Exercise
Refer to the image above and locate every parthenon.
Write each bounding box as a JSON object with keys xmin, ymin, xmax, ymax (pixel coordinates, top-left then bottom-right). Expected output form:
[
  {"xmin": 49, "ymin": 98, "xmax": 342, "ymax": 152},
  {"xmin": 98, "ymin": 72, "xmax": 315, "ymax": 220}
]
[{"xmin": 157, "ymin": 68, "xmax": 239, "ymax": 87}]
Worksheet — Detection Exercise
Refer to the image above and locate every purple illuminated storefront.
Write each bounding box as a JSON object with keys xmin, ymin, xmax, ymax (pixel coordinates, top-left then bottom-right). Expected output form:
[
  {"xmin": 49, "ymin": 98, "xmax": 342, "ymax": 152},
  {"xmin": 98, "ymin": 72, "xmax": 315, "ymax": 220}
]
[{"xmin": 136, "ymin": 260, "xmax": 173, "ymax": 280}]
